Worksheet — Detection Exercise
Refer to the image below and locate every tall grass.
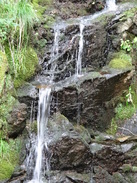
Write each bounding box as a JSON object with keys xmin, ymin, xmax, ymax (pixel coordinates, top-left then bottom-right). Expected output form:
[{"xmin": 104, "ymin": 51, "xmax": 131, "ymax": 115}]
[{"xmin": 0, "ymin": 0, "xmax": 37, "ymax": 76}]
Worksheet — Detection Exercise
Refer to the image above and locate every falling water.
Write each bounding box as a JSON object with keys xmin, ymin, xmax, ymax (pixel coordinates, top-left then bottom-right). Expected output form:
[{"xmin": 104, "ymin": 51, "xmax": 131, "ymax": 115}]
[
  {"xmin": 29, "ymin": 26, "xmax": 60, "ymax": 183},
  {"xmin": 76, "ymin": 23, "xmax": 84, "ymax": 76},
  {"xmin": 75, "ymin": 0, "xmax": 116, "ymax": 76},
  {"xmin": 32, "ymin": 88, "xmax": 51, "ymax": 183},
  {"xmin": 106, "ymin": 0, "xmax": 117, "ymax": 10},
  {"xmin": 27, "ymin": 0, "xmax": 118, "ymax": 182},
  {"xmin": 50, "ymin": 26, "xmax": 60, "ymax": 82}
]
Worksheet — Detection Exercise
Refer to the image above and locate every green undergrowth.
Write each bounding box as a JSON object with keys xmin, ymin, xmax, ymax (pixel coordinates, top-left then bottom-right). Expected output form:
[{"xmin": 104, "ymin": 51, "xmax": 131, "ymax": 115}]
[
  {"xmin": 115, "ymin": 103, "xmax": 135, "ymax": 120},
  {"xmin": 0, "ymin": 138, "xmax": 21, "ymax": 180},
  {"xmin": 107, "ymin": 85, "xmax": 137, "ymax": 135}
]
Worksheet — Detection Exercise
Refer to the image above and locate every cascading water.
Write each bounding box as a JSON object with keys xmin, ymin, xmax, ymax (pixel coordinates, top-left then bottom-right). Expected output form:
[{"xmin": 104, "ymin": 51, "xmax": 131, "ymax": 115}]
[
  {"xmin": 76, "ymin": 23, "xmax": 84, "ymax": 76},
  {"xmin": 27, "ymin": 0, "xmax": 117, "ymax": 182},
  {"xmin": 106, "ymin": 0, "xmax": 117, "ymax": 10},
  {"xmin": 28, "ymin": 26, "xmax": 60, "ymax": 183},
  {"xmin": 29, "ymin": 88, "xmax": 51, "ymax": 183}
]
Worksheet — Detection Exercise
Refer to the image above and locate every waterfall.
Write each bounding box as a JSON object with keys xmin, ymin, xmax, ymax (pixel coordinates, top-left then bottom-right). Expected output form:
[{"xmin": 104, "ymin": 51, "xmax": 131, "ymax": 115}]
[
  {"xmin": 76, "ymin": 23, "xmax": 84, "ymax": 76},
  {"xmin": 26, "ymin": 0, "xmax": 118, "ymax": 182},
  {"xmin": 106, "ymin": 0, "xmax": 117, "ymax": 10},
  {"xmin": 28, "ymin": 26, "xmax": 60, "ymax": 183},
  {"xmin": 29, "ymin": 88, "xmax": 51, "ymax": 183}
]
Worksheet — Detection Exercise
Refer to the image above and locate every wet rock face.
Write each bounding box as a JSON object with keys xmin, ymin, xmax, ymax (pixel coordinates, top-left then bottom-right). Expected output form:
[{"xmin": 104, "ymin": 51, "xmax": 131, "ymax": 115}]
[
  {"xmin": 53, "ymin": 69, "xmax": 133, "ymax": 131},
  {"xmin": 7, "ymin": 103, "xmax": 28, "ymax": 138},
  {"xmin": 43, "ymin": 21, "xmax": 108, "ymax": 82},
  {"xmin": 50, "ymin": 136, "xmax": 93, "ymax": 171}
]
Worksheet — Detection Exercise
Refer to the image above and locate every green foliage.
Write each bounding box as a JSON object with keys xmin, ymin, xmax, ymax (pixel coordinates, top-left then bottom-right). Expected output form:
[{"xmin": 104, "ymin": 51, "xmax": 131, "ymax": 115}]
[
  {"xmin": 0, "ymin": 0, "xmax": 37, "ymax": 77},
  {"xmin": 121, "ymin": 39, "xmax": 132, "ymax": 52},
  {"xmin": 115, "ymin": 103, "xmax": 135, "ymax": 120},
  {"xmin": 0, "ymin": 138, "xmax": 21, "ymax": 180},
  {"xmin": 121, "ymin": 37, "xmax": 137, "ymax": 52}
]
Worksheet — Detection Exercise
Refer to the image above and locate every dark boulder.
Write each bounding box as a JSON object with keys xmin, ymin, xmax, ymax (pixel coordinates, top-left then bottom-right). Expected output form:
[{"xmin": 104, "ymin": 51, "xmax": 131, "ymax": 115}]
[{"xmin": 53, "ymin": 69, "xmax": 133, "ymax": 131}]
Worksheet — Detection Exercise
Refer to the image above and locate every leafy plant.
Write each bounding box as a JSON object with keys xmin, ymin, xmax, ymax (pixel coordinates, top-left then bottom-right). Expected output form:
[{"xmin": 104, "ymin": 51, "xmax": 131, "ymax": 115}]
[
  {"xmin": 126, "ymin": 86, "xmax": 135, "ymax": 107},
  {"xmin": 121, "ymin": 37, "xmax": 137, "ymax": 52},
  {"xmin": 121, "ymin": 39, "xmax": 132, "ymax": 52}
]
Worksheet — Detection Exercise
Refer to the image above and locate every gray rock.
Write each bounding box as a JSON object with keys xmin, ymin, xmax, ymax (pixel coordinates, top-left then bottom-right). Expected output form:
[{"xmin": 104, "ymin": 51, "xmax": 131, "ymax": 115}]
[{"xmin": 7, "ymin": 103, "xmax": 28, "ymax": 138}]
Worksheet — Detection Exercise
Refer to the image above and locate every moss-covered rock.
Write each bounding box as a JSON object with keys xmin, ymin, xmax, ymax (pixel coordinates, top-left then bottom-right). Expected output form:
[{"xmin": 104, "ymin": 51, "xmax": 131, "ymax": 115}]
[
  {"xmin": 14, "ymin": 47, "xmax": 38, "ymax": 88},
  {"xmin": 109, "ymin": 52, "xmax": 132, "ymax": 69},
  {"xmin": 0, "ymin": 51, "xmax": 8, "ymax": 96},
  {"xmin": 32, "ymin": 0, "xmax": 53, "ymax": 18},
  {"xmin": 0, "ymin": 138, "xmax": 21, "ymax": 181}
]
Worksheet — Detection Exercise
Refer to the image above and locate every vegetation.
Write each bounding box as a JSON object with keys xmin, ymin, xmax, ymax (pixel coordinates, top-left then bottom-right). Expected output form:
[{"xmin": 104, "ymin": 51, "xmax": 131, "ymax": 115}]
[
  {"xmin": 0, "ymin": 138, "xmax": 21, "ymax": 180},
  {"xmin": 0, "ymin": 1, "xmax": 39, "ymax": 179},
  {"xmin": 107, "ymin": 85, "xmax": 137, "ymax": 135},
  {"xmin": 0, "ymin": 0, "xmax": 38, "ymax": 83},
  {"xmin": 109, "ymin": 51, "xmax": 132, "ymax": 69}
]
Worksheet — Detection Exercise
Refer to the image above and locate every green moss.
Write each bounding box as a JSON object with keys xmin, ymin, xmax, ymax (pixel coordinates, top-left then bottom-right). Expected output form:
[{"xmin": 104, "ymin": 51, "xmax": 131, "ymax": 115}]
[
  {"xmin": 0, "ymin": 92, "xmax": 17, "ymax": 138},
  {"xmin": 32, "ymin": 0, "xmax": 53, "ymax": 18},
  {"xmin": 0, "ymin": 138, "xmax": 21, "ymax": 180},
  {"xmin": 0, "ymin": 94, "xmax": 16, "ymax": 119},
  {"xmin": 43, "ymin": 15, "xmax": 55, "ymax": 28},
  {"xmin": 0, "ymin": 51, "xmax": 8, "ymax": 95},
  {"xmin": 109, "ymin": 57, "xmax": 132, "ymax": 69},
  {"xmin": 112, "ymin": 51, "xmax": 132, "ymax": 62},
  {"xmin": 120, "ymin": 8, "xmax": 137, "ymax": 21},
  {"xmin": 14, "ymin": 47, "xmax": 38, "ymax": 88}
]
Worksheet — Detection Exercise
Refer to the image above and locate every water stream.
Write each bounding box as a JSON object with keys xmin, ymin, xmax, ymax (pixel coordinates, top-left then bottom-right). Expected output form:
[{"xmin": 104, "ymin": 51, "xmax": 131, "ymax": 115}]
[{"xmin": 28, "ymin": 0, "xmax": 117, "ymax": 182}]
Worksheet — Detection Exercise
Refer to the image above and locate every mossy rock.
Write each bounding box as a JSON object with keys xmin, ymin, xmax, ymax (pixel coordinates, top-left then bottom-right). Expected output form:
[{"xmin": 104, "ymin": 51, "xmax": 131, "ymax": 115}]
[
  {"xmin": 109, "ymin": 58, "xmax": 132, "ymax": 69},
  {"xmin": 14, "ymin": 47, "xmax": 38, "ymax": 88},
  {"xmin": 0, "ymin": 139, "xmax": 21, "ymax": 181},
  {"xmin": 32, "ymin": 0, "xmax": 53, "ymax": 18},
  {"xmin": 0, "ymin": 51, "xmax": 8, "ymax": 95}
]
